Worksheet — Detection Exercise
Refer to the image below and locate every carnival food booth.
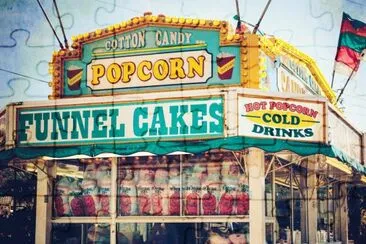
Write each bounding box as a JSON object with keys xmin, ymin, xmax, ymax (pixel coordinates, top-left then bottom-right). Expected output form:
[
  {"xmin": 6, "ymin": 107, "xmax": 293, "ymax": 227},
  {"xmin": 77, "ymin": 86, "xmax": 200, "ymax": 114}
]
[{"xmin": 0, "ymin": 13, "xmax": 365, "ymax": 244}]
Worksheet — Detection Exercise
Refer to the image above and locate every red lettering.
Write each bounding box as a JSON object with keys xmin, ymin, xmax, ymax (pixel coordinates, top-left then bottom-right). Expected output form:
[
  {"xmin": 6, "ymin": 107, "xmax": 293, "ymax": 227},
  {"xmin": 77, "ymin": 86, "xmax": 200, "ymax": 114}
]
[
  {"xmin": 269, "ymin": 101, "xmax": 276, "ymax": 110},
  {"xmin": 244, "ymin": 103, "xmax": 253, "ymax": 112},
  {"xmin": 310, "ymin": 110, "xmax": 318, "ymax": 119},
  {"xmin": 245, "ymin": 101, "xmax": 267, "ymax": 112}
]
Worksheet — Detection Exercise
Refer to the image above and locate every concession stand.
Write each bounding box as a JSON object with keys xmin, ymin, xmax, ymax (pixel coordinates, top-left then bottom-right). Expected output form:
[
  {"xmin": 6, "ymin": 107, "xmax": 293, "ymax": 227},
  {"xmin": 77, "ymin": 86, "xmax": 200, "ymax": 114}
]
[{"xmin": 0, "ymin": 12, "xmax": 365, "ymax": 244}]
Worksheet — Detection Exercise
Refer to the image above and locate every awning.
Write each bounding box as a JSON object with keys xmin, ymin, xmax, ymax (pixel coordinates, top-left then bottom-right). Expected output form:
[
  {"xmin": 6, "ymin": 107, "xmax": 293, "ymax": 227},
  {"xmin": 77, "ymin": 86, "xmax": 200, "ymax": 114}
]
[{"xmin": 0, "ymin": 136, "xmax": 365, "ymax": 174}]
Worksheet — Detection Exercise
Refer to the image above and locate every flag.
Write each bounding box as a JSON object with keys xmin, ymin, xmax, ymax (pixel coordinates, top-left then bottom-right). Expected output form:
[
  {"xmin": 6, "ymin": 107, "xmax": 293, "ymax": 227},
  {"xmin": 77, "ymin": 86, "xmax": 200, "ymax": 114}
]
[{"xmin": 334, "ymin": 13, "xmax": 366, "ymax": 76}]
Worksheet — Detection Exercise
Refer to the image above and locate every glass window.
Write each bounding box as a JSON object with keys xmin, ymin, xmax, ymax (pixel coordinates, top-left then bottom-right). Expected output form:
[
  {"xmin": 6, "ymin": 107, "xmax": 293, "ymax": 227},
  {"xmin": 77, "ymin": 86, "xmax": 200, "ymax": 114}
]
[
  {"xmin": 117, "ymin": 152, "xmax": 249, "ymax": 217},
  {"xmin": 53, "ymin": 158, "xmax": 112, "ymax": 217},
  {"xmin": 317, "ymin": 185, "xmax": 334, "ymax": 242},
  {"xmin": 52, "ymin": 223, "xmax": 110, "ymax": 244},
  {"xmin": 117, "ymin": 222, "xmax": 249, "ymax": 244},
  {"xmin": 266, "ymin": 223, "xmax": 274, "ymax": 244}
]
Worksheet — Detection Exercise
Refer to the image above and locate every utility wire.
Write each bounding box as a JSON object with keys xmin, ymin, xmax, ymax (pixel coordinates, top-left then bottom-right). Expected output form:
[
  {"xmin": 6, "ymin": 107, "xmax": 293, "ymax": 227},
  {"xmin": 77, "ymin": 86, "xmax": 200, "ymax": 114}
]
[
  {"xmin": 0, "ymin": 68, "xmax": 49, "ymax": 84},
  {"xmin": 35, "ymin": 0, "xmax": 64, "ymax": 49},
  {"xmin": 53, "ymin": 0, "xmax": 69, "ymax": 49}
]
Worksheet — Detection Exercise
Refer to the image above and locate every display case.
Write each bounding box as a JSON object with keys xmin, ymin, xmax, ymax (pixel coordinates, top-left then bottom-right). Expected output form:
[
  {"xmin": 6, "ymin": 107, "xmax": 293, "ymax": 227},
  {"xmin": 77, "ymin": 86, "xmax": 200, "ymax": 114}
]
[
  {"xmin": 51, "ymin": 151, "xmax": 252, "ymax": 243},
  {"xmin": 53, "ymin": 158, "xmax": 112, "ymax": 218}
]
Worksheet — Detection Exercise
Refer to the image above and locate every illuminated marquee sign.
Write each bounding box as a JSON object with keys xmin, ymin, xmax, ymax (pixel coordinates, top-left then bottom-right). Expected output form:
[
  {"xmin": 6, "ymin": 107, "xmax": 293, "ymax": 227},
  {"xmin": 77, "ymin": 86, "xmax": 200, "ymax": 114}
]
[
  {"xmin": 56, "ymin": 22, "xmax": 241, "ymax": 98},
  {"xmin": 238, "ymin": 95, "xmax": 326, "ymax": 142},
  {"xmin": 87, "ymin": 50, "xmax": 211, "ymax": 90},
  {"xmin": 16, "ymin": 97, "xmax": 224, "ymax": 146}
]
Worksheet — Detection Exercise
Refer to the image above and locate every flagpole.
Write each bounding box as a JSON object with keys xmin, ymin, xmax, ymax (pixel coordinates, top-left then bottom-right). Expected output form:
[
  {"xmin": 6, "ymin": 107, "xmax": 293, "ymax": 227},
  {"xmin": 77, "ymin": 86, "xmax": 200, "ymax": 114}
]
[
  {"xmin": 330, "ymin": 69, "xmax": 335, "ymax": 88},
  {"xmin": 336, "ymin": 66, "xmax": 357, "ymax": 104}
]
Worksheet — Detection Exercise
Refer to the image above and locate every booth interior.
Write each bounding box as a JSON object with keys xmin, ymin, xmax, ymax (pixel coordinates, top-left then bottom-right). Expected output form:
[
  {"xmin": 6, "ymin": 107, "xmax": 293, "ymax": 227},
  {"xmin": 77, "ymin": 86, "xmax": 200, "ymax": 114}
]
[{"xmin": 2, "ymin": 146, "xmax": 353, "ymax": 244}]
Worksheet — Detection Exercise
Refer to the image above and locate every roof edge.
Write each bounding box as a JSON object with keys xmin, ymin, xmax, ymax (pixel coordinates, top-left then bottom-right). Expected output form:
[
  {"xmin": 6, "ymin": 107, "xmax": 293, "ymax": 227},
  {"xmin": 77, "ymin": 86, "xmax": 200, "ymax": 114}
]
[{"xmin": 259, "ymin": 36, "xmax": 337, "ymax": 104}]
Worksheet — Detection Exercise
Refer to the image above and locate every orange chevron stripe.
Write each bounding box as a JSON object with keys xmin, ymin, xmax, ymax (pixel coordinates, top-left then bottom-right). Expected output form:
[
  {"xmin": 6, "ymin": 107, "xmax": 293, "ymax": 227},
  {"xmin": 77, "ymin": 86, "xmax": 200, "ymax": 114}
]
[{"xmin": 218, "ymin": 59, "xmax": 235, "ymax": 74}]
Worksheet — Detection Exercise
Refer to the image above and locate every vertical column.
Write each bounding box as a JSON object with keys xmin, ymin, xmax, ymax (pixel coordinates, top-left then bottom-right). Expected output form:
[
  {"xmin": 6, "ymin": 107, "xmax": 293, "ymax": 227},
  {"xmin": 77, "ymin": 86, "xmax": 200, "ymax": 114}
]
[
  {"xmin": 241, "ymin": 34, "xmax": 260, "ymax": 88},
  {"xmin": 247, "ymin": 148, "xmax": 265, "ymax": 244},
  {"xmin": 334, "ymin": 183, "xmax": 341, "ymax": 241},
  {"xmin": 35, "ymin": 159, "xmax": 55, "ymax": 244},
  {"xmin": 110, "ymin": 157, "xmax": 118, "ymax": 244},
  {"xmin": 300, "ymin": 158, "xmax": 318, "ymax": 244},
  {"xmin": 225, "ymin": 89, "xmax": 238, "ymax": 137},
  {"xmin": 335, "ymin": 182, "xmax": 348, "ymax": 243},
  {"xmin": 300, "ymin": 160, "xmax": 308, "ymax": 243}
]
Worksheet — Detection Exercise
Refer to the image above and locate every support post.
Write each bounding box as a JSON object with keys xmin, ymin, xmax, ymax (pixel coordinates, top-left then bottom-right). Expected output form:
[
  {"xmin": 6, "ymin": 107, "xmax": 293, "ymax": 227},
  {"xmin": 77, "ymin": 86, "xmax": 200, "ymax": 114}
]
[
  {"xmin": 334, "ymin": 182, "xmax": 348, "ymax": 243},
  {"xmin": 334, "ymin": 183, "xmax": 341, "ymax": 241},
  {"xmin": 247, "ymin": 148, "xmax": 265, "ymax": 244},
  {"xmin": 110, "ymin": 157, "xmax": 118, "ymax": 244},
  {"xmin": 300, "ymin": 158, "xmax": 318, "ymax": 244},
  {"xmin": 290, "ymin": 166, "xmax": 294, "ymax": 244},
  {"xmin": 35, "ymin": 159, "xmax": 56, "ymax": 244}
]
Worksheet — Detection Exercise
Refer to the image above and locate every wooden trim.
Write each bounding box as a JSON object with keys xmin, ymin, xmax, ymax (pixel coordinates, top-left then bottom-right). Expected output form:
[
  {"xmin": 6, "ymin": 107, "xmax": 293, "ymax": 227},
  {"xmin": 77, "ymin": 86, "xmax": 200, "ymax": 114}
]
[
  {"xmin": 51, "ymin": 217, "xmax": 112, "ymax": 224},
  {"xmin": 115, "ymin": 216, "xmax": 250, "ymax": 223},
  {"xmin": 51, "ymin": 215, "xmax": 250, "ymax": 224}
]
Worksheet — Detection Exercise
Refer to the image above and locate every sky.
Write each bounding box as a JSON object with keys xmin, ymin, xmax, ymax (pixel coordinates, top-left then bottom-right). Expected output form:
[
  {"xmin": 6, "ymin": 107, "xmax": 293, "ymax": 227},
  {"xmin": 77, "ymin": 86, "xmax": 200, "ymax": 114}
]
[{"xmin": 0, "ymin": 0, "xmax": 365, "ymax": 131}]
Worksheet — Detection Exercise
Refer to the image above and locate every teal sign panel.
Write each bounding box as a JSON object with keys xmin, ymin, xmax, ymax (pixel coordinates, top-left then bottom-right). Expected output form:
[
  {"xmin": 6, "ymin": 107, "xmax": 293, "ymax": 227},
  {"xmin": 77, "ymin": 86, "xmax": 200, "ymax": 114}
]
[
  {"xmin": 16, "ymin": 96, "xmax": 224, "ymax": 146},
  {"xmin": 62, "ymin": 26, "xmax": 241, "ymax": 97}
]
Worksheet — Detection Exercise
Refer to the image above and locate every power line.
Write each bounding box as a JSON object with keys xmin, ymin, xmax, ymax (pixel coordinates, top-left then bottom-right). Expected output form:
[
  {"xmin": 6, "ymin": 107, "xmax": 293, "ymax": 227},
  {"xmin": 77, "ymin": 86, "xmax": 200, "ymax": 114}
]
[
  {"xmin": 0, "ymin": 68, "xmax": 49, "ymax": 84},
  {"xmin": 35, "ymin": 0, "xmax": 64, "ymax": 49},
  {"xmin": 53, "ymin": 0, "xmax": 69, "ymax": 49}
]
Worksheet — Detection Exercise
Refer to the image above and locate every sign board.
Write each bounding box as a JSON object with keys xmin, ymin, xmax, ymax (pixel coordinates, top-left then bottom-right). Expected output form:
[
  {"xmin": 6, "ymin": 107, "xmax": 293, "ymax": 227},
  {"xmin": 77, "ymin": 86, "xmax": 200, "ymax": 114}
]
[
  {"xmin": 276, "ymin": 56, "xmax": 323, "ymax": 96},
  {"xmin": 86, "ymin": 50, "xmax": 212, "ymax": 90},
  {"xmin": 57, "ymin": 24, "xmax": 241, "ymax": 98},
  {"xmin": 328, "ymin": 106, "xmax": 362, "ymax": 162},
  {"xmin": 277, "ymin": 66, "xmax": 313, "ymax": 94},
  {"xmin": 0, "ymin": 109, "xmax": 6, "ymax": 151},
  {"xmin": 16, "ymin": 96, "xmax": 224, "ymax": 146},
  {"xmin": 238, "ymin": 95, "xmax": 326, "ymax": 142}
]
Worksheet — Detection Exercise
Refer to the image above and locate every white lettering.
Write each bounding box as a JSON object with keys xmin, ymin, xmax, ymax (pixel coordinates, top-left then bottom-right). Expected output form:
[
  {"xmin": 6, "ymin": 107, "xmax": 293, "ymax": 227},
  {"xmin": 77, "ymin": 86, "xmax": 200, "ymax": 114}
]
[{"xmin": 155, "ymin": 30, "xmax": 162, "ymax": 46}]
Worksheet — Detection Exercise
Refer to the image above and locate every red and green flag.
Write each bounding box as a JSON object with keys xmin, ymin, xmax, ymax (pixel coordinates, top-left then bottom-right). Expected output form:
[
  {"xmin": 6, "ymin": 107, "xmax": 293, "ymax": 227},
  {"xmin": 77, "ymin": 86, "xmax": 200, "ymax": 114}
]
[{"xmin": 334, "ymin": 13, "xmax": 366, "ymax": 76}]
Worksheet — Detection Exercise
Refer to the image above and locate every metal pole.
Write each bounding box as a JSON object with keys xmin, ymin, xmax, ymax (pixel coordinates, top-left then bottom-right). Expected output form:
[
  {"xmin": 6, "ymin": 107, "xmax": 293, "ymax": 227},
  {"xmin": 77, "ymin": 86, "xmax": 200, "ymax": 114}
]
[
  {"xmin": 253, "ymin": 0, "xmax": 272, "ymax": 34},
  {"xmin": 180, "ymin": 154, "xmax": 183, "ymax": 216},
  {"xmin": 306, "ymin": 167, "xmax": 309, "ymax": 243},
  {"xmin": 336, "ymin": 63, "xmax": 359, "ymax": 103},
  {"xmin": 326, "ymin": 166, "xmax": 330, "ymax": 241},
  {"xmin": 330, "ymin": 70, "xmax": 336, "ymax": 88},
  {"xmin": 290, "ymin": 166, "xmax": 294, "ymax": 244},
  {"xmin": 272, "ymin": 161, "xmax": 276, "ymax": 244},
  {"xmin": 234, "ymin": 0, "xmax": 242, "ymax": 32}
]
